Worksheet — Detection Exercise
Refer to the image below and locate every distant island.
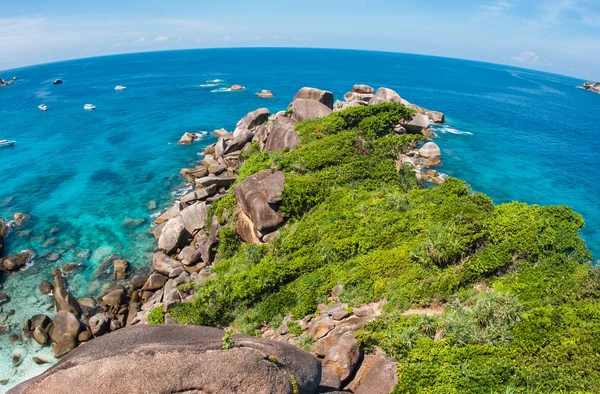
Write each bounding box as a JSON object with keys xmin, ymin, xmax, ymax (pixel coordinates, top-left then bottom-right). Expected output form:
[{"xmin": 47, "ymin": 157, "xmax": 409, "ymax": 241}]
[
  {"xmin": 0, "ymin": 77, "xmax": 16, "ymax": 87},
  {"xmin": 580, "ymin": 81, "xmax": 600, "ymax": 94}
]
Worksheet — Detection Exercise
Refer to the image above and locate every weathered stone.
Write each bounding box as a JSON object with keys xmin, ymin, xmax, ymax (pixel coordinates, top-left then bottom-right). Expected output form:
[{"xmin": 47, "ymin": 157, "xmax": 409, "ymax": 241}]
[
  {"xmin": 142, "ymin": 273, "xmax": 168, "ymax": 291},
  {"xmin": 130, "ymin": 275, "xmax": 148, "ymax": 289},
  {"xmin": 323, "ymin": 331, "xmax": 362, "ymax": 382},
  {"xmin": 101, "ymin": 289, "xmax": 126, "ymax": 307},
  {"xmin": 344, "ymin": 91, "xmax": 373, "ymax": 105},
  {"xmin": 354, "ymin": 356, "xmax": 398, "ymax": 394},
  {"xmin": 402, "ymin": 113, "xmax": 430, "ymax": 134},
  {"xmin": 153, "ymin": 202, "xmax": 182, "ymax": 225},
  {"xmin": 418, "ymin": 142, "xmax": 441, "ymax": 158},
  {"xmin": 234, "ymin": 170, "xmax": 285, "ymax": 233},
  {"xmin": 264, "ymin": 117, "xmax": 299, "ymax": 153},
  {"xmin": 425, "ymin": 110, "xmax": 445, "ymax": 123},
  {"xmin": 178, "ymin": 202, "xmax": 208, "ymax": 236},
  {"xmin": 353, "ymin": 306, "xmax": 374, "ymax": 317},
  {"xmin": 236, "ymin": 211, "xmax": 261, "ymax": 244},
  {"xmin": 112, "ymin": 260, "xmax": 128, "ymax": 280},
  {"xmin": 307, "ymin": 314, "xmax": 335, "ymax": 340},
  {"xmin": 213, "ymin": 128, "xmax": 231, "ymax": 138},
  {"xmin": 369, "ymin": 87, "xmax": 402, "ymax": 104},
  {"xmin": 76, "ymin": 297, "xmax": 97, "ymax": 309},
  {"xmin": 319, "ymin": 366, "xmax": 342, "ymax": 391},
  {"xmin": 194, "ymin": 175, "xmax": 237, "ymax": 189},
  {"xmin": 178, "ymin": 246, "xmax": 202, "ymax": 266},
  {"xmin": 51, "ymin": 333, "xmax": 77, "ymax": 358},
  {"xmin": 181, "ymin": 184, "xmax": 218, "ymax": 205},
  {"xmin": 38, "ymin": 280, "xmax": 52, "ymax": 295},
  {"xmin": 157, "ymin": 216, "xmax": 186, "ymax": 254},
  {"xmin": 290, "ymin": 99, "xmax": 332, "ymax": 122},
  {"xmin": 256, "ymin": 90, "xmax": 274, "ymax": 98},
  {"xmin": 224, "ymin": 130, "xmax": 254, "ymax": 155},
  {"xmin": 78, "ymin": 328, "xmax": 93, "ymax": 342},
  {"xmin": 32, "ymin": 357, "xmax": 50, "ymax": 365},
  {"xmin": 32, "ymin": 326, "xmax": 48, "ymax": 345},
  {"xmin": 3, "ymin": 250, "xmax": 31, "ymax": 271},
  {"xmin": 152, "ymin": 252, "xmax": 180, "ymax": 276},
  {"xmin": 0, "ymin": 293, "xmax": 9, "ymax": 305},
  {"xmin": 294, "ymin": 87, "xmax": 334, "ymax": 109},
  {"xmin": 11, "ymin": 325, "xmax": 322, "ymax": 394},
  {"xmin": 352, "ymin": 84, "xmax": 375, "ymax": 94},
  {"xmin": 233, "ymin": 108, "xmax": 270, "ymax": 138},
  {"xmin": 51, "ymin": 269, "xmax": 81, "ymax": 317},
  {"xmin": 178, "ymin": 132, "xmax": 196, "ymax": 144},
  {"xmin": 48, "ymin": 311, "xmax": 80, "ymax": 345},
  {"xmin": 88, "ymin": 313, "xmax": 108, "ymax": 337}
]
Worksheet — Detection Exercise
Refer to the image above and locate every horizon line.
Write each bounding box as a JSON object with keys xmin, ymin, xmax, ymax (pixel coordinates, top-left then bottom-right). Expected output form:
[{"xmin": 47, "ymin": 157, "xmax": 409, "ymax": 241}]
[{"xmin": 0, "ymin": 46, "xmax": 589, "ymax": 82}]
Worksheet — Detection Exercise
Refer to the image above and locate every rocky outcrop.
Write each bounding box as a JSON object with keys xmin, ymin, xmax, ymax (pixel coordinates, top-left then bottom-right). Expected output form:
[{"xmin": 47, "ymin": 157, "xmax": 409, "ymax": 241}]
[
  {"xmin": 178, "ymin": 132, "xmax": 205, "ymax": 144},
  {"xmin": 233, "ymin": 108, "xmax": 270, "ymax": 138},
  {"xmin": 369, "ymin": 87, "xmax": 402, "ymax": 104},
  {"xmin": 581, "ymin": 81, "xmax": 600, "ymax": 94},
  {"xmin": 294, "ymin": 87, "xmax": 334, "ymax": 109},
  {"xmin": 398, "ymin": 141, "xmax": 446, "ymax": 185},
  {"xmin": 51, "ymin": 269, "xmax": 81, "ymax": 317},
  {"xmin": 290, "ymin": 99, "xmax": 333, "ymax": 122},
  {"xmin": 10, "ymin": 325, "xmax": 322, "ymax": 394},
  {"xmin": 256, "ymin": 90, "xmax": 274, "ymax": 98},
  {"xmin": 2, "ymin": 250, "xmax": 31, "ymax": 271},
  {"xmin": 234, "ymin": 169, "xmax": 285, "ymax": 243}
]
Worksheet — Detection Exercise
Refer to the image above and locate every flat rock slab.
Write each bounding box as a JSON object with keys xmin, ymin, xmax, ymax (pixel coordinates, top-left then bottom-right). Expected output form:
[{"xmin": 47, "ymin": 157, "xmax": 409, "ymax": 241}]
[{"xmin": 10, "ymin": 325, "xmax": 321, "ymax": 394}]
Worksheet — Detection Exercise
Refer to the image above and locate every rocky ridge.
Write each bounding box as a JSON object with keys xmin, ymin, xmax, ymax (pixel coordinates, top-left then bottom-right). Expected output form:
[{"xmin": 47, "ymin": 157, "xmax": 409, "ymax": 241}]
[{"xmin": 10, "ymin": 83, "xmax": 447, "ymax": 393}]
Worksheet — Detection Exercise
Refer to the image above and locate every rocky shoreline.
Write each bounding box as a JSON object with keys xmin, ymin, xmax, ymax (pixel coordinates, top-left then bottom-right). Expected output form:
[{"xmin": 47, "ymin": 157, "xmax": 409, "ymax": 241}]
[
  {"xmin": 580, "ymin": 81, "xmax": 600, "ymax": 94},
  {"xmin": 5, "ymin": 83, "xmax": 447, "ymax": 393}
]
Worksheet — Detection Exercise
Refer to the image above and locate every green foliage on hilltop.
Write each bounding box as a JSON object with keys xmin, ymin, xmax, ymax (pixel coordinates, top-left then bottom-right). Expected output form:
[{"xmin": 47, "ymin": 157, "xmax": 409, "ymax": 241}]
[{"xmin": 171, "ymin": 103, "xmax": 600, "ymax": 392}]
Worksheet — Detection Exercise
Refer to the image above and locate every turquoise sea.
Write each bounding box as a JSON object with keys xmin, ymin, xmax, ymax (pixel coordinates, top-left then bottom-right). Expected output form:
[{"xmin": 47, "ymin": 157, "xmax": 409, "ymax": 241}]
[{"xmin": 0, "ymin": 48, "xmax": 598, "ymax": 389}]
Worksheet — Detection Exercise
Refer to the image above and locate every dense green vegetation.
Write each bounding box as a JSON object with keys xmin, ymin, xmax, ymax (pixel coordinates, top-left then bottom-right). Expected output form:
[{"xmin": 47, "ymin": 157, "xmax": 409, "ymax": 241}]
[{"xmin": 171, "ymin": 103, "xmax": 600, "ymax": 392}]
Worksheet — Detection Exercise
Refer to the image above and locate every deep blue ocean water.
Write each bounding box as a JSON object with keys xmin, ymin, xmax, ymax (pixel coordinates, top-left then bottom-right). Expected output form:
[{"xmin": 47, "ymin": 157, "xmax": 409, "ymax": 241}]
[{"xmin": 0, "ymin": 48, "xmax": 598, "ymax": 389}]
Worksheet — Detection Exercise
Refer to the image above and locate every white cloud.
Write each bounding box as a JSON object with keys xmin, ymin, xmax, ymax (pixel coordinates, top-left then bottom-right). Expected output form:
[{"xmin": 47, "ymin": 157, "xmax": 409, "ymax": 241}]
[
  {"xmin": 133, "ymin": 37, "xmax": 146, "ymax": 44},
  {"xmin": 154, "ymin": 35, "xmax": 169, "ymax": 42},
  {"xmin": 476, "ymin": 0, "xmax": 512, "ymax": 19},
  {"xmin": 512, "ymin": 50, "xmax": 540, "ymax": 64},
  {"xmin": 222, "ymin": 35, "xmax": 231, "ymax": 41}
]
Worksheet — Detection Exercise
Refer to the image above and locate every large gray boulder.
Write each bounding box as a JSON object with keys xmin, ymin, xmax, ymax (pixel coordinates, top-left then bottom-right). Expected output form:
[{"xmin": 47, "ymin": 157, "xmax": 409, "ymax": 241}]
[
  {"xmin": 234, "ymin": 170, "xmax": 285, "ymax": 235},
  {"xmin": 418, "ymin": 142, "xmax": 441, "ymax": 158},
  {"xmin": 265, "ymin": 117, "xmax": 300, "ymax": 153},
  {"xmin": 402, "ymin": 113, "xmax": 430, "ymax": 134},
  {"xmin": 352, "ymin": 84, "xmax": 374, "ymax": 94},
  {"xmin": 233, "ymin": 108, "xmax": 270, "ymax": 138},
  {"xmin": 294, "ymin": 87, "xmax": 334, "ymax": 109},
  {"xmin": 10, "ymin": 325, "xmax": 321, "ymax": 394},
  {"xmin": 178, "ymin": 202, "xmax": 208, "ymax": 236},
  {"xmin": 290, "ymin": 99, "xmax": 332, "ymax": 122},
  {"xmin": 354, "ymin": 356, "xmax": 398, "ymax": 394},
  {"xmin": 369, "ymin": 87, "xmax": 402, "ymax": 104},
  {"xmin": 157, "ymin": 216, "xmax": 186, "ymax": 254}
]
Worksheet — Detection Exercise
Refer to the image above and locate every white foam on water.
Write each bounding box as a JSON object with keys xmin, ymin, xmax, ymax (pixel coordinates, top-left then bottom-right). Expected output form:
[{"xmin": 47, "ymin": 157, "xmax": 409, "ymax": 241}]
[
  {"xmin": 432, "ymin": 124, "xmax": 473, "ymax": 135},
  {"xmin": 210, "ymin": 87, "xmax": 232, "ymax": 93}
]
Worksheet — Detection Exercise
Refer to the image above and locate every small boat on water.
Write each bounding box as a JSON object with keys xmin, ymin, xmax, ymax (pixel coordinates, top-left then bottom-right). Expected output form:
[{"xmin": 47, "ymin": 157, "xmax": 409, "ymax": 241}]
[
  {"xmin": 38, "ymin": 104, "xmax": 47, "ymax": 111},
  {"xmin": 84, "ymin": 104, "xmax": 96, "ymax": 110},
  {"xmin": 0, "ymin": 140, "xmax": 16, "ymax": 147},
  {"xmin": 114, "ymin": 85, "xmax": 127, "ymax": 91},
  {"xmin": 53, "ymin": 79, "xmax": 63, "ymax": 85}
]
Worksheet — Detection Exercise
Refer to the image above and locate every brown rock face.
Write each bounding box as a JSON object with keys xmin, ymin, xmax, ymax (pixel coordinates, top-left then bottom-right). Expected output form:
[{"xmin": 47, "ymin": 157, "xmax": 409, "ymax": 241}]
[
  {"xmin": 294, "ymin": 87, "xmax": 335, "ymax": 109},
  {"xmin": 354, "ymin": 356, "xmax": 398, "ymax": 394},
  {"xmin": 234, "ymin": 170, "xmax": 285, "ymax": 234},
  {"xmin": 290, "ymin": 99, "xmax": 333, "ymax": 122},
  {"xmin": 322, "ymin": 332, "xmax": 363, "ymax": 383},
  {"xmin": 10, "ymin": 325, "xmax": 321, "ymax": 394},
  {"xmin": 3, "ymin": 250, "xmax": 31, "ymax": 271},
  {"xmin": 51, "ymin": 269, "xmax": 81, "ymax": 317},
  {"xmin": 265, "ymin": 117, "xmax": 300, "ymax": 153},
  {"xmin": 233, "ymin": 108, "xmax": 270, "ymax": 138}
]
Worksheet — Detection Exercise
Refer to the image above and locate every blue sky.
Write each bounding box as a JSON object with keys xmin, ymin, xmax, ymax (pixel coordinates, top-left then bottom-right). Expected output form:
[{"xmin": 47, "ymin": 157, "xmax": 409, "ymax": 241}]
[{"xmin": 1, "ymin": 0, "xmax": 599, "ymax": 79}]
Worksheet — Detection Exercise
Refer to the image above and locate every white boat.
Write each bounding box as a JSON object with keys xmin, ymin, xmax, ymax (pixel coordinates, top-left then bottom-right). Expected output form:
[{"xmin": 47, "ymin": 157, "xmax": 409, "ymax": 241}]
[
  {"xmin": 38, "ymin": 104, "xmax": 47, "ymax": 111},
  {"xmin": 0, "ymin": 140, "xmax": 16, "ymax": 147},
  {"xmin": 114, "ymin": 85, "xmax": 127, "ymax": 91},
  {"xmin": 84, "ymin": 104, "xmax": 96, "ymax": 110}
]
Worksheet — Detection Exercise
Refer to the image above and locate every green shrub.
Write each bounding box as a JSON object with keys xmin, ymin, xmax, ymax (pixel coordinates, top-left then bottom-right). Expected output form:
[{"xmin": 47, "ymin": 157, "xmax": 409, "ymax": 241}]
[
  {"xmin": 286, "ymin": 320, "xmax": 303, "ymax": 336},
  {"xmin": 148, "ymin": 306, "xmax": 165, "ymax": 325}
]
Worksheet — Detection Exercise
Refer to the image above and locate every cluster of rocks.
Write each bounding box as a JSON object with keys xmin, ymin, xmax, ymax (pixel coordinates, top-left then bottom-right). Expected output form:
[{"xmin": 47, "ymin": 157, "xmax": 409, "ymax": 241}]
[
  {"xmin": 0, "ymin": 77, "xmax": 16, "ymax": 88},
  {"xmin": 230, "ymin": 84, "xmax": 245, "ymax": 91},
  {"xmin": 177, "ymin": 131, "xmax": 207, "ymax": 145},
  {"xmin": 398, "ymin": 141, "xmax": 447, "ymax": 185},
  {"xmin": 581, "ymin": 81, "xmax": 600, "ymax": 94},
  {"xmin": 334, "ymin": 84, "xmax": 444, "ymax": 137},
  {"xmin": 262, "ymin": 286, "xmax": 397, "ymax": 394}
]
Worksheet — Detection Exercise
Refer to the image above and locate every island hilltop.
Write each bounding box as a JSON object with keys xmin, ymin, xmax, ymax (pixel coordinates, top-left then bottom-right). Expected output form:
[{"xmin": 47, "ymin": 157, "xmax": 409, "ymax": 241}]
[
  {"xmin": 5, "ymin": 84, "xmax": 600, "ymax": 394},
  {"xmin": 581, "ymin": 81, "xmax": 600, "ymax": 94}
]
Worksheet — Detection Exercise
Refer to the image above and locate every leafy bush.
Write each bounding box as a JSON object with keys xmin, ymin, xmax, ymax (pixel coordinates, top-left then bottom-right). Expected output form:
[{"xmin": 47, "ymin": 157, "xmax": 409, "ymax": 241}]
[{"xmin": 148, "ymin": 306, "xmax": 165, "ymax": 325}]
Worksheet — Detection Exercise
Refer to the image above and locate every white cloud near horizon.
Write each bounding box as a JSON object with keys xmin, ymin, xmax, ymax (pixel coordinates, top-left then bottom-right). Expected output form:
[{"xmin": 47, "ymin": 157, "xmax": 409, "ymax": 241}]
[{"xmin": 512, "ymin": 50, "xmax": 541, "ymax": 64}]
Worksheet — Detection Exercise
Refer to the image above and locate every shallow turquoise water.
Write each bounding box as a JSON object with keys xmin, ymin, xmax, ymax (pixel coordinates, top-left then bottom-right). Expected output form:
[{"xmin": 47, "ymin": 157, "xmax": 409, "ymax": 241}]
[{"xmin": 0, "ymin": 48, "xmax": 597, "ymax": 389}]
